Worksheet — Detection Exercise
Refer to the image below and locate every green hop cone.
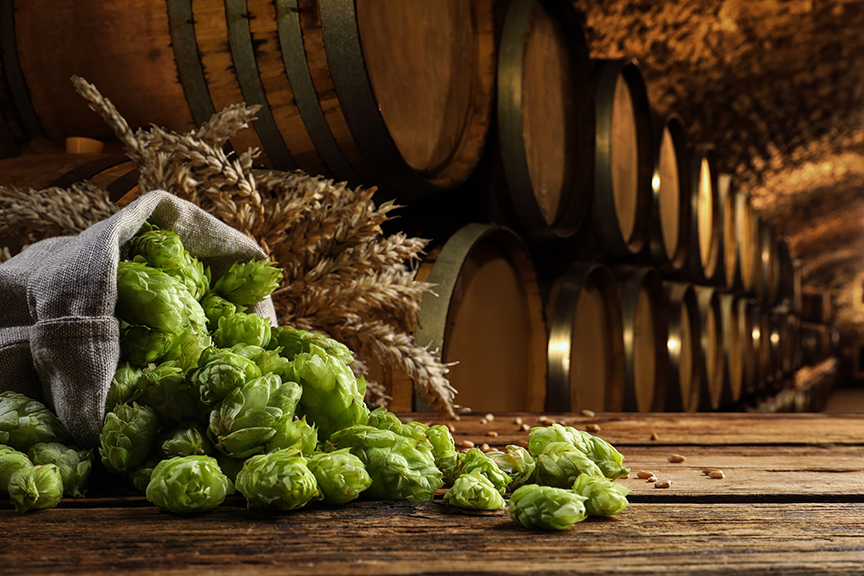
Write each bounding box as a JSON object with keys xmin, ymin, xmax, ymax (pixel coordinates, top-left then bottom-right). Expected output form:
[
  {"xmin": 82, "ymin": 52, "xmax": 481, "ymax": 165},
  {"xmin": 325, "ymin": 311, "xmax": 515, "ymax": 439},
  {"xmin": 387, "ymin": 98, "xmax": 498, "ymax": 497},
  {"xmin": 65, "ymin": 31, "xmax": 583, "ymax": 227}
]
[
  {"xmin": 0, "ymin": 446, "xmax": 32, "ymax": 495},
  {"xmin": 129, "ymin": 455, "xmax": 162, "ymax": 493},
  {"xmin": 213, "ymin": 259, "xmax": 283, "ymax": 307},
  {"xmin": 268, "ymin": 325, "xmax": 354, "ymax": 365},
  {"xmin": 115, "ymin": 260, "xmax": 208, "ymax": 335},
  {"xmin": 235, "ymin": 449, "xmax": 321, "ymax": 512},
  {"xmin": 214, "ymin": 452, "xmax": 246, "ymax": 483},
  {"xmin": 306, "ymin": 448, "xmax": 372, "ymax": 505},
  {"xmin": 534, "ymin": 442, "xmax": 604, "ymax": 488},
  {"xmin": 99, "ymin": 402, "xmax": 160, "ymax": 476},
  {"xmin": 424, "ymin": 424, "xmax": 460, "ymax": 486},
  {"xmin": 508, "ymin": 484, "xmax": 588, "ymax": 530},
  {"xmin": 327, "ymin": 425, "xmax": 443, "ymax": 502},
  {"xmin": 571, "ymin": 473, "xmax": 631, "ymax": 516},
  {"xmin": 229, "ymin": 344, "xmax": 293, "ymax": 380},
  {"xmin": 156, "ymin": 423, "xmax": 213, "ymax": 458},
  {"xmin": 146, "ymin": 455, "xmax": 234, "ymax": 514},
  {"xmin": 212, "ymin": 312, "xmax": 272, "ymax": 349},
  {"xmin": 8, "ymin": 464, "xmax": 64, "ymax": 515},
  {"xmin": 444, "ymin": 472, "xmax": 506, "ymax": 510},
  {"xmin": 128, "ymin": 222, "xmax": 210, "ymax": 300},
  {"xmin": 189, "ymin": 347, "xmax": 262, "ymax": 406},
  {"xmin": 106, "ymin": 363, "xmax": 145, "ymax": 411},
  {"xmin": 119, "ymin": 322, "xmax": 175, "ymax": 367},
  {"xmin": 209, "ymin": 373, "xmax": 302, "ymax": 459},
  {"xmin": 160, "ymin": 329, "xmax": 213, "ymax": 373},
  {"xmin": 587, "ymin": 436, "xmax": 630, "ymax": 481},
  {"xmin": 292, "ymin": 344, "xmax": 369, "ymax": 440},
  {"xmin": 0, "ymin": 392, "xmax": 72, "ymax": 452},
  {"xmin": 27, "ymin": 442, "xmax": 93, "ymax": 498},
  {"xmin": 267, "ymin": 415, "xmax": 318, "ymax": 456},
  {"xmin": 367, "ymin": 408, "xmax": 429, "ymax": 445},
  {"xmin": 455, "ymin": 448, "xmax": 511, "ymax": 495},
  {"xmin": 487, "ymin": 445, "xmax": 537, "ymax": 491},
  {"xmin": 201, "ymin": 292, "xmax": 238, "ymax": 330},
  {"xmin": 137, "ymin": 361, "xmax": 208, "ymax": 425},
  {"xmin": 527, "ymin": 423, "xmax": 593, "ymax": 457}
]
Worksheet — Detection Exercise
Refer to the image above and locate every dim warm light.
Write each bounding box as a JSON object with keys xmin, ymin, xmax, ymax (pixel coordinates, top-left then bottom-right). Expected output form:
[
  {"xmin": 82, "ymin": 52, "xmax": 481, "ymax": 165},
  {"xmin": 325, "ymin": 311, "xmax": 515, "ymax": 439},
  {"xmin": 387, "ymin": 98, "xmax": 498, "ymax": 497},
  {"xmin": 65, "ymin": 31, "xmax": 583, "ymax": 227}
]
[
  {"xmin": 652, "ymin": 174, "xmax": 660, "ymax": 191},
  {"xmin": 668, "ymin": 339, "xmax": 679, "ymax": 351},
  {"xmin": 753, "ymin": 329, "xmax": 761, "ymax": 339}
]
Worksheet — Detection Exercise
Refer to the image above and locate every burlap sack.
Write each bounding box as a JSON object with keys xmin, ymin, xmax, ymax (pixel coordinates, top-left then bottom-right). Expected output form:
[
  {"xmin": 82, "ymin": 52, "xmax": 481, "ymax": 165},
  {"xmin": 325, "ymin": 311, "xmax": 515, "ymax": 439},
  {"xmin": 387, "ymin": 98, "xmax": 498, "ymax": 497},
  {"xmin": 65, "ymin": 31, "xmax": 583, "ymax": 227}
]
[{"xmin": 0, "ymin": 190, "xmax": 277, "ymax": 448}]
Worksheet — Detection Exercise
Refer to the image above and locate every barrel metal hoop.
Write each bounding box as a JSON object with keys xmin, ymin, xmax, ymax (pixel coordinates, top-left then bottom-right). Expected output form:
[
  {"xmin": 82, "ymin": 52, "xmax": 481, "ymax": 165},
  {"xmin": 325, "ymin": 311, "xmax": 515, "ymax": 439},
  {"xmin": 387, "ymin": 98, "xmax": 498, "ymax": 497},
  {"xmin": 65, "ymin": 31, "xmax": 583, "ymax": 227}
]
[
  {"xmin": 47, "ymin": 155, "xmax": 132, "ymax": 190},
  {"xmin": 318, "ymin": 0, "xmax": 438, "ymax": 199},
  {"xmin": 106, "ymin": 168, "xmax": 141, "ymax": 204},
  {"xmin": 224, "ymin": 0, "xmax": 298, "ymax": 170},
  {"xmin": 274, "ymin": 0, "xmax": 360, "ymax": 186},
  {"xmin": 0, "ymin": 0, "xmax": 43, "ymax": 140},
  {"xmin": 497, "ymin": 0, "xmax": 592, "ymax": 244}
]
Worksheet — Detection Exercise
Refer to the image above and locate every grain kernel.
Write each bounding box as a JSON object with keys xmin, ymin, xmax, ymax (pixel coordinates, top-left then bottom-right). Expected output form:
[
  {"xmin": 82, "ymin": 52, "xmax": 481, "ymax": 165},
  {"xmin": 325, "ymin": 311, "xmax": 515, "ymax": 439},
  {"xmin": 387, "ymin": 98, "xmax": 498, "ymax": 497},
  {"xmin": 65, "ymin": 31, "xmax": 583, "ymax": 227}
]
[
  {"xmin": 517, "ymin": 440, "xmax": 529, "ymax": 448},
  {"xmin": 484, "ymin": 413, "xmax": 495, "ymax": 422},
  {"xmin": 708, "ymin": 470, "xmax": 725, "ymax": 479},
  {"xmin": 479, "ymin": 418, "xmax": 488, "ymax": 425},
  {"xmin": 586, "ymin": 424, "xmax": 601, "ymax": 433},
  {"xmin": 486, "ymin": 431, "xmax": 498, "ymax": 438},
  {"xmin": 521, "ymin": 424, "xmax": 531, "ymax": 432},
  {"xmin": 702, "ymin": 467, "xmax": 720, "ymax": 475},
  {"xmin": 480, "ymin": 443, "xmax": 491, "ymax": 452},
  {"xmin": 446, "ymin": 423, "xmax": 456, "ymax": 433},
  {"xmin": 457, "ymin": 406, "xmax": 472, "ymax": 415},
  {"xmin": 654, "ymin": 480, "xmax": 672, "ymax": 489},
  {"xmin": 650, "ymin": 432, "xmax": 660, "ymax": 441},
  {"xmin": 514, "ymin": 417, "xmax": 523, "ymax": 425},
  {"xmin": 647, "ymin": 476, "xmax": 657, "ymax": 483},
  {"xmin": 635, "ymin": 470, "xmax": 655, "ymax": 479},
  {"xmin": 668, "ymin": 454, "xmax": 686, "ymax": 463},
  {"xmin": 457, "ymin": 440, "xmax": 475, "ymax": 449},
  {"xmin": 580, "ymin": 409, "xmax": 596, "ymax": 418}
]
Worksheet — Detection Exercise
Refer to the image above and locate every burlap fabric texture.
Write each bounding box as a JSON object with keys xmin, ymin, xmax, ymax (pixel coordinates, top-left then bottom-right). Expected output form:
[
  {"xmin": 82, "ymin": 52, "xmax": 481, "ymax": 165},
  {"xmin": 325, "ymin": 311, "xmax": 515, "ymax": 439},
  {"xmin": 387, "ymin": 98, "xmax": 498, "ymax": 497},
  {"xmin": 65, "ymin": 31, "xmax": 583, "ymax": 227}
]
[{"xmin": 0, "ymin": 190, "xmax": 277, "ymax": 448}]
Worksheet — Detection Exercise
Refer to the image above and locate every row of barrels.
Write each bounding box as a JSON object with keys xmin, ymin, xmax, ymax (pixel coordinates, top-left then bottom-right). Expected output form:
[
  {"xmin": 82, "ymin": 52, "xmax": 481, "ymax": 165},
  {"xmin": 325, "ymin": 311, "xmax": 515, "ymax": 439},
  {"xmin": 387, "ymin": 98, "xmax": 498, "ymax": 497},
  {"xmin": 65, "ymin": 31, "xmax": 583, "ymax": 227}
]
[{"xmin": 357, "ymin": 223, "xmax": 825, "ymax": 414}]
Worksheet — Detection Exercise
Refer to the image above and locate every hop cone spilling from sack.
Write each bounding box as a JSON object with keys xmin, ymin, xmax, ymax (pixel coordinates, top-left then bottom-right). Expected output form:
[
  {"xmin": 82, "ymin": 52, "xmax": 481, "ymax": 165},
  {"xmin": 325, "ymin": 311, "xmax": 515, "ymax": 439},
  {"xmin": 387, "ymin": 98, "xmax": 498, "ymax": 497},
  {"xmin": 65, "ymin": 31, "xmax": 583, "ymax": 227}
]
[{"xmin": 0, "ymin": 76, "xmax": 457, "ymax": 419}]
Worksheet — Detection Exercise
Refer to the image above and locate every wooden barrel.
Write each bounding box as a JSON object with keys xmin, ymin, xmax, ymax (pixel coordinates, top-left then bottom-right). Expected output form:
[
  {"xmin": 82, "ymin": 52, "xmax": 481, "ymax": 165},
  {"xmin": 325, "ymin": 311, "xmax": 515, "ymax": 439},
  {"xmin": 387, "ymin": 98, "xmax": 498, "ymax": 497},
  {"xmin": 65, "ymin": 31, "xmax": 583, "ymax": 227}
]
[
  {"xmin": 756, "ymin": 304, "xmax": 774, "ymax": 390},
  {"xmin": 545, "ymin": 263, "xmax": 625, "ymax": 413},
  {"xmin": 613, "ymin": 266, "xmax": 668, "ymax": 412},
  {"xmin": 800, "ymin": 322, "xmax": 832, "ymax": 366},
  {"xmin": 718, "ymin": 173, "xmax": 746, "ymax": 290},
  {"xmin": 770, "ymin": 306, "xmax": 791, "ymax": 381},
  {"xmin": 2, "ymin": 0, "xmax": 496, "ymax": 199},
  {"xmin": 492, "ymin": 0, "xmax": 593, "ymax": 244},
  {"xmin": 739, "ymin": 299, "xmax": 759, "ymax": 397},
  {"xmin": 685, "ymin": 144, "xmax": 721, "ymax": 285},
  {"xmin": 791, "ymin": 258, "xmax": 803, "ymax": 315},
  {"xmin": 644, "ymin": 113, "xmax": 690, "ymax": 272},
  {"xmin": 589, "ymin": 59, "xmax": 653, "ymax": 259},
  {"xmin": 393, "ymin": 223, "xmax": 548, "ymax": 412},
  {"xmin": 759, "ymin": 220, "xmax": 780, "ymax": 304},
  {"xmin": 775, "ymin": 237, "xmax": 793, "ymax": 305},
  {"xmin": 788, "ymin": 313, "xmax": 802, "ymax": 372},
  {"xmin": 801, "ymin": 286, "xmax": 832, "ymax": 324},
  {"xmin": 719, "ymin": 292, "xmax": 745, "ymax": 406},
  {"xmin": 735, "ymin": 191, "xmax": 758, "ymax": 295},
  {"xmin": 663, "ymin": 282, "xmax": 701, "ymax": 412},
  {"xmin": 0, "ymin": 153, "xmax": 138, "ymax": 201},
  {"xmin": 694, "ymin": 286, "xmax": 724, "ymax": 411}
]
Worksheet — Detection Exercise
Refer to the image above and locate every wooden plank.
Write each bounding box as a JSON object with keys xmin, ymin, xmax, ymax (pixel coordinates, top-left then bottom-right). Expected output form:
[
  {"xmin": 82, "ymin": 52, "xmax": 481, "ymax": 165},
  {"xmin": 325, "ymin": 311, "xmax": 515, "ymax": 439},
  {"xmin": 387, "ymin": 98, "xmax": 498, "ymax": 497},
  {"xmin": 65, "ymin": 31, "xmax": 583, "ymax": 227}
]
[
  {"xmin": 405, "ymin": 412, "xmax": 864, "ymax": 447},
  {"xmin": 3, "ymin": 501, "xmax": 864, "ymax": 575}
]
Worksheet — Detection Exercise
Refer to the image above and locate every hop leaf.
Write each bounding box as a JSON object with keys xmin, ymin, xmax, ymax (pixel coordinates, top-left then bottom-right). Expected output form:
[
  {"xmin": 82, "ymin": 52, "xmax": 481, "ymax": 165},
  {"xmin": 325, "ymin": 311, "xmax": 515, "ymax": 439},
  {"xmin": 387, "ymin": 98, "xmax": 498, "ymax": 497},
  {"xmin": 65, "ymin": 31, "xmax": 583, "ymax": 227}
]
[
  {"xmin": 534, "ymin": 442, "xmax": 603, "ymax": 488},
  {"xmin": 444, "ymin": 472, "xmax": 506, "ymax": 510},
  {"xmin": 0, "ymin": 446, "xmax": 33, "ymax": 495},
  {"xmin": 213, "ymin": 259, "xmax": 283, "ymax": 307},
  {"xmin": 7, "ymin": 464, "xmax": 64, "ymax": 515},
  {"xmin": 212, "ymin": 312, "xmax": 272, "ymax": 349},
  {"xmin": 292, "ymin": 344, "xmax": 369, "ymax": 440},
  {"xmin": 27, "ymin": 442, "xmax": 93, "ymax": 498},
  {"xmin": 208, "ymin": 373, "xmax": 302, "ymax": 459},
  {"xmin": 487, "ymin": 445, "xmax": 537, "ymax": 491},
  {"xmin": 99, "ymin": 402, "xmax": 160, "ymax": 476},
  {"xmin": 146, "ymin": 455, "xmax": 234, "ymax": 514},
  {"xmin": 115, "ymin": 261, "xmax": 208, "ymax": 335},
  {"xmin": 128, "ymin": 222, "xmax": 210, "ymax": 300},
  {"xmin": 235, "ymin": 450, "xmax": 321, "ymax": 512},
  {"xmin": 571, "ymin": 474, "xmax": 631, "ymax": 516},
  {"xmin": 306, "ymin": 448, "xmax": 372, "ymax": 505},
  {"xmin": 508, "ymin": 484, "xmax": 588, "ymax": 530},
  {"xmin": 0, "ymin": 392, "xmax": 72, "ymax": 452},
  {"xmin": 327, "ymin": 425, "xmax": 442, "ymax": 502},
  {"xmin": 267, "ymin": 415, "xmax": 318, "ymax": 456},
  {"xmin": 455, "ymin": 448, "xmax": 512, "ymax": 495}
]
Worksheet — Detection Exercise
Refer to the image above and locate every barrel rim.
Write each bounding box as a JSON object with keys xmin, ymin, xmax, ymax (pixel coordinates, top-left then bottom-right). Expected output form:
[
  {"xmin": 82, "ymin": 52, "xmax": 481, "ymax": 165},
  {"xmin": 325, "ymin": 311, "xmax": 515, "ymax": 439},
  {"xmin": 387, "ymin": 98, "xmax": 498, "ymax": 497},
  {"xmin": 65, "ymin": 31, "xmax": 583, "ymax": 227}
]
[
  {"xmin": 591, "ymin": 58, "xmax": 653, "ymax": 258},
  {"xmin": 647, "ymin": 112, "xmax": 691, "ymax": 271},
  {"xmin": 687, "ymin": 143, "xmax": 721, "ymax": 284},
  {"xmin": 496, "ymin": 0, "xmax": 594, "ymax": 243},
  {"xmin": 412, "ymin": 222, "xmax": 546, "ymax": 412},
  {"xmin": 546, "ymin": 261, "xmax": 625, "ymax": 412},
  {"xmin": 663, "ymin": 281, "xmax": 701, "ymax": 412}
]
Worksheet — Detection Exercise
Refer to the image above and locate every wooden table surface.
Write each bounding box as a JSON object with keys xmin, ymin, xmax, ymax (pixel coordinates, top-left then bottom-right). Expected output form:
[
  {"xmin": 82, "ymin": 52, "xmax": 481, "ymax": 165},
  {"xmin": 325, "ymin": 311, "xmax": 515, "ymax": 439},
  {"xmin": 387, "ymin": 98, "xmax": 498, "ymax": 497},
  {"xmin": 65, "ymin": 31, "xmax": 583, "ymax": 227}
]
[{"xmin": 4, "ymin": 411, "xmax": 864, "ymax": 575}]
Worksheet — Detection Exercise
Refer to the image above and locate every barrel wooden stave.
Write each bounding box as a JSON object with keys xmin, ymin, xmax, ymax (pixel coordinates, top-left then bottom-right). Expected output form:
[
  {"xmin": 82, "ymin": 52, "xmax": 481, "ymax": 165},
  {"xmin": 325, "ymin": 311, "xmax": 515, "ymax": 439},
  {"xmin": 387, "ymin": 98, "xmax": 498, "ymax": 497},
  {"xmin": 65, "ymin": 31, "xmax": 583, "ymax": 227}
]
[
  {"xmin": 663, "ymin": 281, "xmax": 701, "ymax": 412},
  {"xmin": 694, "ymin": 285, "xmax": 724, "ymax": 411},
  {"xmin": 685, "ymin": 144, "xmax": 721, "ymax": 285}
]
